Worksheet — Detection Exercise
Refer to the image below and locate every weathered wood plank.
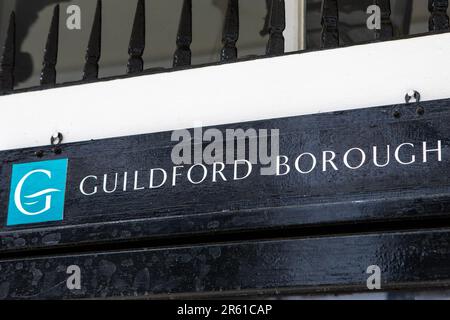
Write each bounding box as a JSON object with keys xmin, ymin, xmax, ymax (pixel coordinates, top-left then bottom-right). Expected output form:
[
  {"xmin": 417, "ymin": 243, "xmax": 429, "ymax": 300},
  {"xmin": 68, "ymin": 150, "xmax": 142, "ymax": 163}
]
[
  {"xmin": 2, "ymin": 99, "xmax": 450, "ymax": 252},
  {"xmin": 2, "ymin": 229, "xmax": 450, "ymax": 299}
]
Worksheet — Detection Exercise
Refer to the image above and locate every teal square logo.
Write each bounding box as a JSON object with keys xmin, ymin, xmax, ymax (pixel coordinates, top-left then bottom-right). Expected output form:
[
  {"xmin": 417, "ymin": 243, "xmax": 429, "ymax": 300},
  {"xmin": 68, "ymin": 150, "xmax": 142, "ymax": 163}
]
[{"xmin": 7, "ymin": 159, "xmax": 68, "ymax": 226}]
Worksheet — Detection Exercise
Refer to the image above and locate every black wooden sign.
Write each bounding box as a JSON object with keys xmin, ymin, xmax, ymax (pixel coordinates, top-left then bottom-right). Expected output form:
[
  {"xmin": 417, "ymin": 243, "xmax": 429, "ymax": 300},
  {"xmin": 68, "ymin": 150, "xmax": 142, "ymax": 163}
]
[
  {"xmin": 1, "ymin": 98, "xmax": 450, "ymax": 254},
  {"xmin": 3, "ymin": 228, "xmax": 450, "ymax": 299}
]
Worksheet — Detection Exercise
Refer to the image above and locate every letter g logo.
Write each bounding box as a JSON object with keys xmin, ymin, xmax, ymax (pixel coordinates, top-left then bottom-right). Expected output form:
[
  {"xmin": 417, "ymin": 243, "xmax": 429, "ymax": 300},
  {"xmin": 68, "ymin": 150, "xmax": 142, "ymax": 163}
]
[
  {"xmin": 7, "ymin": 159, "xmax": 68, "ymax": 226},
  {"xmin": 14, "ymin": 169, "xmax": 61, "ymax": 216}
]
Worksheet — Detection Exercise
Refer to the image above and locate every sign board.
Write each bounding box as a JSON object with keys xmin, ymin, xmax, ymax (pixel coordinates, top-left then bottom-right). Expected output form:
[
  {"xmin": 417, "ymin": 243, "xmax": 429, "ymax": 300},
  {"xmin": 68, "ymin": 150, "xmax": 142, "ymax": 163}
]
[
  {"xmin": 2, "ymin": 98, "xmax": 450, "ymax": 299},
  {"xmin": 1, "ymin": 98, "xmax": 450, "ymax": 253}
]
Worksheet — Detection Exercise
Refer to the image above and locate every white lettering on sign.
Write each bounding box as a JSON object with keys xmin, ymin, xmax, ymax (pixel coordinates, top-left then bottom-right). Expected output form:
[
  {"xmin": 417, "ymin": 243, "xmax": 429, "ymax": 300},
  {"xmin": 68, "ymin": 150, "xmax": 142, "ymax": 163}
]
[{"xmin": 77, "ymin": 140, "xmax": 442, "ymax": 197}]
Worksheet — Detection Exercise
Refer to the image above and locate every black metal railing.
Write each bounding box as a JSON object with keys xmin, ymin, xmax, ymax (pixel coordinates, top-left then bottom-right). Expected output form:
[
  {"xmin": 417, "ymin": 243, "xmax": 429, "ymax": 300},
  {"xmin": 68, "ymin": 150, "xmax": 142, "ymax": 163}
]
[
  {"xmin": 127, "ymin": 0, "xmax": 145, "ymax": 74},
  {"xmin": 173, "ymin": 0, "xmax": 193, "ymax": 68},
  {"xmin": 82, "ymin": 0, "xmax": 102, "ymax": 81},
  {"xmin": 41, "ymin": 5, "xmax": 59, "ymax": 86},
  {"xmin": 429, "ymin": 0, "xmax": 450, "ymax": 31},
  {"xmin": 0, "ymin": 0, "xmax": 449, "ymax": 95},
  {"xmin": 375, "ymin": 0, "xmax": 394, "ymax": 40},
  {"xmin": 221, "ymin": 0, "xmax": 239, "ymax": 62}
]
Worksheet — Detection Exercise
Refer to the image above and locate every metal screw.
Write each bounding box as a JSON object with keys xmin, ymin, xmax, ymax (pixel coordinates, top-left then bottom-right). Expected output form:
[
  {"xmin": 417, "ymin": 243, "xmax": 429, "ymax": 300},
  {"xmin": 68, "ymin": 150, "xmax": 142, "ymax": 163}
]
[
  {"xmin": 35, "ymin": 150, "xmax": 44, "ymax": 158},
  {"xmin": 51, "ymin": 132, "xmax": 63, "ymax": 146},
  {"xmin": 416, "ymin": 106, "xmax": 425, "ymax": 116},
  {"xmin": 405, "ymin": 90, "xmax": 421, "ymax": 104}
]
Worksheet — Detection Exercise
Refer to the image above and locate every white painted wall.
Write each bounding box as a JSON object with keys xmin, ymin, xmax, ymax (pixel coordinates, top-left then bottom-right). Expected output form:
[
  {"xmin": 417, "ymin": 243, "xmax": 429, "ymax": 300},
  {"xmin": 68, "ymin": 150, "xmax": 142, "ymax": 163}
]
[{"xmin": 1, "ymin": 33, "xmax": 450, "ymax": 151}]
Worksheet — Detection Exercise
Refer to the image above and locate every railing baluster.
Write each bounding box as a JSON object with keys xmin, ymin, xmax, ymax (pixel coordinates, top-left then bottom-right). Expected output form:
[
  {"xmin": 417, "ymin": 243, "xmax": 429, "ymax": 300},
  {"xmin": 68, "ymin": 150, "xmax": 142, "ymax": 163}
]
[
  {"xmin": 173, "ymin": 0, "xmax": 192, "ymax": 67},
  {"xmin": 375, "ymin": 0, "xmax": 393, "ymax": 40},
  {"xmin": 128, "ymin": 0, "xmax": 145, "ymax": 74},
  {"xmin": 41, "ymin": 5, "xmax": 60, "ymax": 86},
  {"xmin": 83, "ymin": 0, "xmax": 102, "ymax": 81},
  {"xmin": 266, "ymin": 0, "xmax": 285, "ymax": 55},
  {"xmin": 221, "ymin": 0, "xmax": 239, "ymax": 62},
  {"xmin": 321, "ymin": 0, "xmax": 339, "ymax": 49},
  {"xmin": 1, "ymin": 12, "xmax": 16, "ymax": 94},
  {"xmin": 429, "ymin": 0, "xmax": 449, "ymax": 31}
]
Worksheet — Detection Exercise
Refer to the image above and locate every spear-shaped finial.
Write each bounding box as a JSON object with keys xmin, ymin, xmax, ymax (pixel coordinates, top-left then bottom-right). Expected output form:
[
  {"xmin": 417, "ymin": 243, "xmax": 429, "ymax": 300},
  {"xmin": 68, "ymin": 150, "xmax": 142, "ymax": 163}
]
[
  {"xmin": 429, "ymin": 0, "xmax": 449, "ymax": 31},
  {"xmin": 266, "ymin": 0, "xmax": 285, "ymax": 55},
  {"xmin": 83, "ymin": 0, "xmax": 102, "ymax": 81},
  {"xmin": 321, "ymin": 0, "xmax": 339, "ymax": 49},
  {"xmin": 128, "ymin": 0, "xmax": 146, "ymax": 74},
  {"xmin": 1, "ymin": 12, "xmax": 16, "ymax": 94},
  {"xmin": 221, "ymin": 0, "xmax": 239, "ymax": 62},
  {"xmin": 173, "ymin": 0, "xmax": 192, "ymax": 67},
  {"xmin": 41, "ymin": 5, "xmax": 60, "ymax": 86},
  {"xmin": 374, "ymin": 0, "xmax": 393, "ymax": 40}
]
